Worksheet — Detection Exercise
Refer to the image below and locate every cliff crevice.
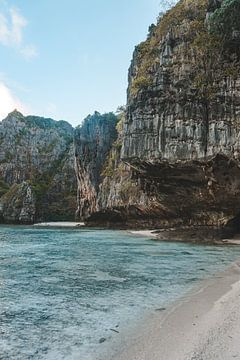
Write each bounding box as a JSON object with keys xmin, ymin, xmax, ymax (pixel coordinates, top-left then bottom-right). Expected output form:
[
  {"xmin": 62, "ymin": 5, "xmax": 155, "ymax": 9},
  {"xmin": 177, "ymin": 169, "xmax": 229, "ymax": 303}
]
[{"xmin": 74, "ymin": 0, "xmax": 240, "ymax": 235}]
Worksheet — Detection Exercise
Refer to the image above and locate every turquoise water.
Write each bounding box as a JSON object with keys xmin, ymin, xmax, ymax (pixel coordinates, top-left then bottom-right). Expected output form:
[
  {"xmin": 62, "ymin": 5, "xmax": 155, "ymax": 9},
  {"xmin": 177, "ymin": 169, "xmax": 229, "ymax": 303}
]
[{"xmin": 1, "ymin": 226, "xmax": 240, "ymax": 359}]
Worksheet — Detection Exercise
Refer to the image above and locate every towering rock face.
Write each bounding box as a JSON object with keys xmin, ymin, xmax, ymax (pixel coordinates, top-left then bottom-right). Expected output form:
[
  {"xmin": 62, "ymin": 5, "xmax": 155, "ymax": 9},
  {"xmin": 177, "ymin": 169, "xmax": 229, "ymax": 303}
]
[
  {"xmin": 0, "ymin": 110, "xmax": 77, "ymax": 223},
  {"xmin": 123, "ymin": 0, "xmax": 240, "ymax": 164},
  {"xmin": 119, "ymin": 0, "xmax": 240, "ymax": 228},
  {"xmin": 75, "ymin": 0, "xmax": 240, "ymax": 233},
  {"xmin": 74, "ymin": 112, "xmax": 118, "ymax": 219}
]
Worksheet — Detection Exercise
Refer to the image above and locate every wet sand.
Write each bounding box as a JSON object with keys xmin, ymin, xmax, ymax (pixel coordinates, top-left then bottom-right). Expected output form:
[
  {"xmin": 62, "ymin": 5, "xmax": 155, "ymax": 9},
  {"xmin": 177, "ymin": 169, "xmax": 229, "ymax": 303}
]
[{"xmin": 99, "ymin": 261, "xmax": 240, "ymax": 360}]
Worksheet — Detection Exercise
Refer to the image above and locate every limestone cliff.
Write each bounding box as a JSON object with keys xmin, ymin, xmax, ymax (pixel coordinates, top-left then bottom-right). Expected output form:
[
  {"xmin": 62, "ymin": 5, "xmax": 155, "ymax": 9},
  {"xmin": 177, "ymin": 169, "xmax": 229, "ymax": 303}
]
[
  {"xmin": 75, "ymin": 0, "xmax": 240, "ymax": 235},
  {"xmin": 123, "ymin": 0, "xmax": 240, "ymax": 163},
  {"xmin": 0, "ymin": 182, "xmax": 35, "ymax": 224},
  {"xmin": 0, "ymin": 110, "xmax": 77, "ymax": 223},
  {"xmin": 74, "ymin": 112, "xmax": 118, "ymax": 220}
]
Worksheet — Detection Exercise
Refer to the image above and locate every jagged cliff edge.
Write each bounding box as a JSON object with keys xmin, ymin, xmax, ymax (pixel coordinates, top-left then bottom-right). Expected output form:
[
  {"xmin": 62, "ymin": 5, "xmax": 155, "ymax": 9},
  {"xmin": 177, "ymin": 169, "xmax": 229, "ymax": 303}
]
[{"xmin": 74, "ymin": 0, "xmax": 240, "ymax": 238}]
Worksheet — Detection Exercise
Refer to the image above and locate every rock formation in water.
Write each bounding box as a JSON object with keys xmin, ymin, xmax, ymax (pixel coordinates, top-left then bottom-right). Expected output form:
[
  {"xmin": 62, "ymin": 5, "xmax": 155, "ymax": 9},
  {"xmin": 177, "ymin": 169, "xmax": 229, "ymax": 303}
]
[
  {"xmin": 75, "ymin": 0, "xmax": 240, "ymax": 235},
  {"xmin": 0, "ymin": 110, "xmax": 76, "ymax": 224}
]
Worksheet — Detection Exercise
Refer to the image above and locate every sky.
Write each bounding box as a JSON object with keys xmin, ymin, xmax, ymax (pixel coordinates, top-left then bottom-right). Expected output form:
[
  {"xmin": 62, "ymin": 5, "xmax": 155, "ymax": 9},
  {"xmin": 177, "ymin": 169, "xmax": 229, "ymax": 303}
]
[{"xmin": 0, "ymin": 0, "xmax": 173, "ymax": 126}]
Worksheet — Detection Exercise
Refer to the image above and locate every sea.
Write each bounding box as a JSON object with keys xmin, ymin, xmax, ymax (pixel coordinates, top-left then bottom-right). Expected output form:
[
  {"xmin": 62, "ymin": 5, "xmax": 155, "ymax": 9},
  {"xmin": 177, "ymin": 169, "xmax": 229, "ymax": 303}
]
[{"xmin": 1, "ymin": 226, "xmax": 240, "ymax": 359}]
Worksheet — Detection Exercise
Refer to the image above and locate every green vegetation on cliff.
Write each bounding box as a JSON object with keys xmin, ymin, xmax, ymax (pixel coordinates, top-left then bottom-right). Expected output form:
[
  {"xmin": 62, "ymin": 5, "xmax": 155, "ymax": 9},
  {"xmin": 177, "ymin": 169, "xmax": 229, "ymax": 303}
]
[
  {"xmin": 0, "ymin": 179, "xmax": 10, "ymax": 197},
  {"xmin": 101, "ymin": 108, "xmax": 125, "ymax": 178},
  {"xmin": 130, "ymin": 0, "xmax": 208, "ymax": 96},
  {"xmin": 0, "ymin": 111, "xmax": 77, "ymax": 223},
  {"xmin": 129, "ymin": 0, "xmax": 240, "ymax": 97},
  {"xmin": 74, "ymin": 0, "xmax": 240, "ymax": 231},
  {"xmin": 29, "ymin": 145, "xmax": 76, "ymax": 221},
  {"xmin": 78, "ymin": 111, "xmax": 118, "ymax": 130},
  {"xmin": 209, "ymin": 0, "xmax": 240, "ymax": 49}
]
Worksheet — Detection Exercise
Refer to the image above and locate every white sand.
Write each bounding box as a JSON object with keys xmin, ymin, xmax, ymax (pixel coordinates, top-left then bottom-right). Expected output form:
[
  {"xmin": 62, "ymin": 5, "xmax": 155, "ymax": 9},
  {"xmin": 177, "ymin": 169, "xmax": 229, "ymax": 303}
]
[
  {"xmin": 223, "ymin": 239, "xmax": 240, "ymax": 245},
  {"xmin": 33, "ymin": 221, "xmax": 85, "ymax": 227},
  {"xmin": 129, "ymin": 230, "xmax": 159, "ymax": 238},
  {"xmin": 99, "ymin": 262, "xmax": 240, "ymax": 360}
]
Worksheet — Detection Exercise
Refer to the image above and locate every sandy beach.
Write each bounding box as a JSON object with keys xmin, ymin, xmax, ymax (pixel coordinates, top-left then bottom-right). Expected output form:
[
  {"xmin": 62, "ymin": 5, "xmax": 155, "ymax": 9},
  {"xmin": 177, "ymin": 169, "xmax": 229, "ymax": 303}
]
[
  {"xmin": 129, "ymin": 230, "xmax": 159, "ymax": 238},
  {"xmin": 33, "ymin": 221, "xmax": 85, "ymax": 228},
  {"xmin": 99, "ymin": 261, "xmax": 240, "ymax": 360}
]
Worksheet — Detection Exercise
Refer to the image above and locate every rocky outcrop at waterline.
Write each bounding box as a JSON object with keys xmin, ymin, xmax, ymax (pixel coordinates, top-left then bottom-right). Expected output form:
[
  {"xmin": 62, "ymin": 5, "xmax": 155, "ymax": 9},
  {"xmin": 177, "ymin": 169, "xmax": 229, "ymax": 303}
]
[
  {"xmin": 74, "ymin": 0, "xmax": 240, "ymax": 236},
  {"xmin": 0, "ymin": 110, "xmax": 77, "ymax": 224}
]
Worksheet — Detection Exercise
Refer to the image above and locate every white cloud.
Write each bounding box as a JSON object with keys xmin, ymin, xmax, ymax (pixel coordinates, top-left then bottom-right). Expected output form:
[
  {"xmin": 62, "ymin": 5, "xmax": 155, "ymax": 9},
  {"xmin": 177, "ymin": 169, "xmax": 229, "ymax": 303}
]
[
  {"xmin": 0, "ymin": 81, "xmax": 28, "ymax": 120},
  {"xmin": 0, "ymin": 6, "xmax": 37, "ymax": 59},
  {"xmin": 20, "ymin": 44, "xmax": 38, "ymax": 60}
]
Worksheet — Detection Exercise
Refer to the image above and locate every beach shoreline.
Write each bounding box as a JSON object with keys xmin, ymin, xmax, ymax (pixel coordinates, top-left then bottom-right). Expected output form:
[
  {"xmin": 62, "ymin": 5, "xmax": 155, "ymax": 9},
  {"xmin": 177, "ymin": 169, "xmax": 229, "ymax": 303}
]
[
  {"xmin": 98, "ymin": 260, "xmax": 240, "ymax": 360},
  {"xmin": 130, "ymin": 228, "xmax": 240, "ymax": 245},
  {"xmin": 33, "ymin": 221, "xmax": 85, "ymax": 228}
]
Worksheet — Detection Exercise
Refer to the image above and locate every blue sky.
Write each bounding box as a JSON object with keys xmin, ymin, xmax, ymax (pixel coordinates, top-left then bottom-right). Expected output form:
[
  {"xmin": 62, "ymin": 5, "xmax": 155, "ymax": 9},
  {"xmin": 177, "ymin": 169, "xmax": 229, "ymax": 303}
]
[{"xmin": 0, "ymin": 0, "xmax": 172, "ymax": 126}]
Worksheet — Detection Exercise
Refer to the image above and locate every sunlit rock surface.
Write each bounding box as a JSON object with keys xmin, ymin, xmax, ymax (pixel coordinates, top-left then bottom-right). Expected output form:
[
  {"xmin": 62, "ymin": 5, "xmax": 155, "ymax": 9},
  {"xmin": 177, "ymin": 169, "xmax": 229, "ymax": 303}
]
[{"xmin": 74, "ymin": 0, "xmax": 240, "ymax": 235}]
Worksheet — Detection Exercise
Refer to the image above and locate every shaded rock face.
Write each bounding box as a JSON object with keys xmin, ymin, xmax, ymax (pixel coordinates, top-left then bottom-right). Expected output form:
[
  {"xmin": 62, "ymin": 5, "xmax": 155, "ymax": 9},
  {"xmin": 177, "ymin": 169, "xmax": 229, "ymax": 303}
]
[
  {"xmin": 74, "ymin": 112, "xmax": 118, "ymax": 219},
  {"xmin": 0, "ymin": 110, "xmax": 77, "ymax": 223},
  {"xmin": 207, "ymin": 0, "xmax": 223, "ymax": 12},
  {"xmin": 0, "ymin": 182, "xmax": 35, "ymax": 224},
  {"xmin": 75, "ymin": 0, "xmax": 240, "ymax": 233}
]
